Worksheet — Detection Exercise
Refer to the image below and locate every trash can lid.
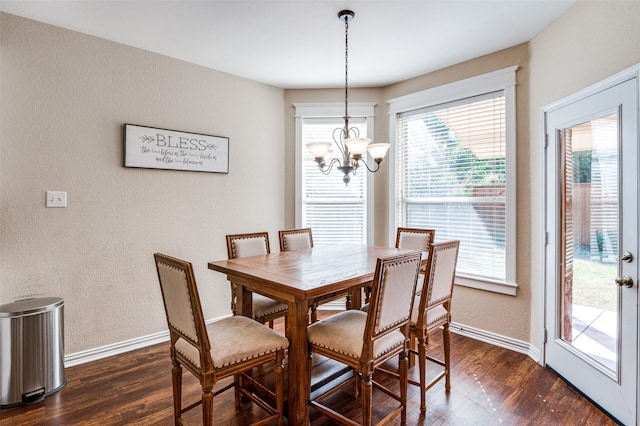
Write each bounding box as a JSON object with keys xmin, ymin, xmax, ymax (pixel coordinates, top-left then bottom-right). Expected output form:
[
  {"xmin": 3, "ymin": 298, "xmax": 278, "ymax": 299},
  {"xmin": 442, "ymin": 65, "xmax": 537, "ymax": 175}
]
[{"xmin": 0, "ymin": 297, "xmax": 64, "ymax": 318}]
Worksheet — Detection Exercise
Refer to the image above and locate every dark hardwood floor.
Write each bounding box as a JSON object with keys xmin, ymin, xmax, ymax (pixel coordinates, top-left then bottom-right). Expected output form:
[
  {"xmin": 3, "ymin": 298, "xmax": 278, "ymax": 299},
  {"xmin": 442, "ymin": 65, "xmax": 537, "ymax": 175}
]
[{"xmin": 1, "ymin": 313, "xmax": 617, "ymax": 425}]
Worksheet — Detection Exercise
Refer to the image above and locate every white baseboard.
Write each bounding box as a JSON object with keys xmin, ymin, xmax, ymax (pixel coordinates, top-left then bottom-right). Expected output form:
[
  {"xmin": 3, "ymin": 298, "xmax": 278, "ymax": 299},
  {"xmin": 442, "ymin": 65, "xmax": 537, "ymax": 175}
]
[
  {"xmin": 450, "ymin": 322, "xmax": 540, "ymax": 363},
  {"xmin": 65, "ymin": 330, "xmax": 170, "ymax": 367},
  {"xmin": 64, "ymin": 314, "xmax": 232, "ymax": 368},
  {"xmin": 65, "ymin": 314, "xmax": 540, "ymax": 368}
]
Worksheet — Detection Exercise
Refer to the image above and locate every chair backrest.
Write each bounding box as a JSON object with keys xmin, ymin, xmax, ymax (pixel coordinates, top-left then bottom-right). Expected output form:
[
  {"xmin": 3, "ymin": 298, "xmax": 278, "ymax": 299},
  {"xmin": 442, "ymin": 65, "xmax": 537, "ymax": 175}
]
[
  {"xmin": 364, "ymin": 251, "xmax": 421, "ymax": 356},
  {"xmin": 396, "ymin": 228, "xmax": 435, "ymax": 275},
  {"xmin": 414, "ymin": 241, "xmax": 460, "ymax": 326},
  {"xmin": 279, "ymin": 228, "xmax": 313, "ymax": 252},
  {"xmin": 395, "ymin": 227, "xmax": 435, "ymax": 252},
  {"xmin": 226, "ymin": 232, "xmax": 271, "ymax": 259},
  {"xmin": 154, "ymin": 253, "xmax": 212, "ymax": 371}
]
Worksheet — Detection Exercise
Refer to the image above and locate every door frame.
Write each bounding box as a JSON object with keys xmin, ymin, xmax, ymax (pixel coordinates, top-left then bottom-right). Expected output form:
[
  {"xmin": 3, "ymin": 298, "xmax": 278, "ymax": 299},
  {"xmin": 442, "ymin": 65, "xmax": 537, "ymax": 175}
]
[{"xmin": 541, "ymin": 63, "xmax": 640, "ymax": 424}]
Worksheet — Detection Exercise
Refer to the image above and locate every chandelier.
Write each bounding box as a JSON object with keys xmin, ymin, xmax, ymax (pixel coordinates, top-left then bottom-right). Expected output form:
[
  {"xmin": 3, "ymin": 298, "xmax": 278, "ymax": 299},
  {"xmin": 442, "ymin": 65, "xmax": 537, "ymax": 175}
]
[{"xmin": 306, "ymin": 10, "xmax": 391, "ymax": 185}]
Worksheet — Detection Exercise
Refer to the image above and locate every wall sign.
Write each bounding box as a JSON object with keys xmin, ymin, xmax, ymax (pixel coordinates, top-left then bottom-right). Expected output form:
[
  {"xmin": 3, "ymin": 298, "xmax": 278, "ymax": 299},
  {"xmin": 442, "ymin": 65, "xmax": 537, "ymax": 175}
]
[{"xmin": 124, "ymin": 124, "xmax": 229, "ymax": 173}]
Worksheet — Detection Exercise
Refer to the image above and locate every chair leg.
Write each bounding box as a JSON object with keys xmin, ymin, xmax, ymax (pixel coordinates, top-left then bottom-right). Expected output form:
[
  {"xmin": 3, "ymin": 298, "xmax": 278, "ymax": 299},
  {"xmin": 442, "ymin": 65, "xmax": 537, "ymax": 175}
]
[
  {"xmin": 171, "ymin": 361, "xmax": 182, "ymax": 424},
  {"xmin": 408, "ymin": 332, "xmax": 417, "ymax": 368},
  {"xmin": 234, "ymin": 373, "xmax": 241, "ymax": 407},
  {"xmin": 400, "ymin": 349, "xmax": 408, "ymax": 425},
  {"xmin": 418, "ymin": 335, "xmax": 428, "ymax": 414},
  {"xmin": 275, "ymin": 350, "xmax": 285, "ymax": 426},
  {"xmin": 353, "ymin": 369, "xmax": 360, "ymax": 397},
  {"xmin": 443, "ymin": 323, "xmax": 451, "ymax": 392},
  {"xmin": 284, "ymin": 316, "xmax": 289, "ymax": 339},
  {"xmin": 361, "ymin": 372, "xmax": 373, "ymax": 426},
  {"xmin": 310, "ymin": 303, "xmax": 318, "ymax": 323},
  {"xmin": 202, "ymin": 385, "xmax": 213, "ymax": 425}
]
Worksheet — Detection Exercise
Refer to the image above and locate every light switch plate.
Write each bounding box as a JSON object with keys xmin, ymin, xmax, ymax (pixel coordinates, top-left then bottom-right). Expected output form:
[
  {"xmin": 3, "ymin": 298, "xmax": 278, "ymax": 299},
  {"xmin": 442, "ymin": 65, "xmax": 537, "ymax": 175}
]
[{"xmin": 46, "ymin": 191, "xmax": 67, "ymax": 208}]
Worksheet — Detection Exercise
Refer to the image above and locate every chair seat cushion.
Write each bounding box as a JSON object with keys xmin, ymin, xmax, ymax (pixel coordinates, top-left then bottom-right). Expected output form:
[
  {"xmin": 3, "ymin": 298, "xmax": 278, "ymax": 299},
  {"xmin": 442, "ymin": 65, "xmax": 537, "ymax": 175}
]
[
  {"xmin": 308, "ymin": 310, "xmax": 405, "ymax": 360},
  {"xmin": 410, "ymin": 302, "xmax": 448, "ymax": 328},
  {"xmin": 252, "ymin": 293, "xmax": 288, "ymax": 317},
  {"xmin": 176, "ymin": 315, "xmax": 289, "ymax": 369}
]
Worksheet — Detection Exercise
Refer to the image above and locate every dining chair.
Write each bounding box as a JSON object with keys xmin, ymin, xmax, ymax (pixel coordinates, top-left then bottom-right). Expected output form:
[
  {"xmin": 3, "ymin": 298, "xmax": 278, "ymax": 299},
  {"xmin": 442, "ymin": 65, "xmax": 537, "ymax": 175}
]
[
  {"xmin": 307, "ymin": 251, "xmax": 422, "ymax": 426},
  {"xmin": 364, "ymin": 227, "xmax": 435, "ymax": 305},
  {"xmin": 154, "ymin": 253, "xmax": 289, "ymax": 426},
  {"xmin": 377, "ymin": 240, "xmax": 460, "ymax": 415},
  {"xmin": 396, "ymin": 227, "xmax": 435, "ymax": 262},
  {"xmin": 226, "ymin": 232, "xmax": 288, "ymax": 330},
  {"xmin": 278, "ymin": 227, "xmax": 349, "ymax": 323},
  {"xmin": 278, "ymin": 227, "xmax": 314, "ymax": 252},
  {"xmin": 394, "ymin": 228, "xmax": 437, "ymax": 368}
]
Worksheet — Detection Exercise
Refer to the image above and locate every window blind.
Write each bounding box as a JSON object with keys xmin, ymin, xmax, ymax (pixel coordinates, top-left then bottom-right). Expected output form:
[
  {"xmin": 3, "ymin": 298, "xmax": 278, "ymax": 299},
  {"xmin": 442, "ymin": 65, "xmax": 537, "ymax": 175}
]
[
  {"xmin": 397, "ymin": 91, "xmax": 506, "ymax": 281},
  {"xmin": 302, "ymin": 117, "xmax": 367, "ymax": 245}
]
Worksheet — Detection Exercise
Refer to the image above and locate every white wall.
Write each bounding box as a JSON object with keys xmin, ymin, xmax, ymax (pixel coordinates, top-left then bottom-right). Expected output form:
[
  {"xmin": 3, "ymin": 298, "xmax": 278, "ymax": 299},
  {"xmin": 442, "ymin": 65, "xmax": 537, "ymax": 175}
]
[
  {"xmin": 528, "ymin": 0, "xmax": 640, "ymax": 344},
  {"xmin": 0, "ymin": 13, "xmax": 286, "ymax": 354},
  {"xmin": 3, "ymin": 0, "xmax": 640, "ymax": 360}
]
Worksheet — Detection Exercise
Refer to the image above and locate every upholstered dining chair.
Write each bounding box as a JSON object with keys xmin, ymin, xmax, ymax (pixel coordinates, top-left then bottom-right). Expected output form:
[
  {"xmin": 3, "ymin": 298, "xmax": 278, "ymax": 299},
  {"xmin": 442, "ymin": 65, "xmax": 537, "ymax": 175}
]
[
  {"xmin": 278, "ymin": 227, "xmax": 314, "ymax": 252},
  {"xmin": 395, "ymin": 227, "xmax": 435, "ymax": 264},
  {"xmin": 363, "ymin": 227, "xmax": 435, "ymax": 306},
  {"xmin": 307, "ymin": 251, "xmax": 422, "ymax": 426},
  {"xmin": 278, "ymin": 227, "xmax": 350, "ymax": 323},
  {"xmin": 153, "ymin": 253, "xmax": 289, "ymax": 426},
  {"xmin": 394, "ymin": 228, "xmax": 437, "ymax": 367},
  {"xmin": 226, "ymin": 232, "xmax": 288, "ymax": 330},
  {"xmin": 377, "ymin": 240, "xmax": 460, "ymax": 415}
]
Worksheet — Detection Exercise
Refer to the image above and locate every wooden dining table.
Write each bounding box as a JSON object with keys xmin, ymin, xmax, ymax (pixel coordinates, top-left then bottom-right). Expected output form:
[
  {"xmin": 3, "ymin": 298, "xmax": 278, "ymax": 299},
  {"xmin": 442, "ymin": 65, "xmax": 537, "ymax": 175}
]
[{"xmin": 207, "ymin": 244, "xmax": 413, "ymax": 425}]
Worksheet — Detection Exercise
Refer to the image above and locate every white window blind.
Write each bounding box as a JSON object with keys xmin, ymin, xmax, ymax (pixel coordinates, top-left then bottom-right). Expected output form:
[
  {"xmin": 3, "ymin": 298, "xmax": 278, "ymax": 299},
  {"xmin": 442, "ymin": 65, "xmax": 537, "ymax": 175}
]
[
  {"xmin": 397, "ymin": 91, "xmax": 507, "ymax": 282},
  {"xmin": 301, "ymin": 117, "xmax": 367, "ymax": 245}
]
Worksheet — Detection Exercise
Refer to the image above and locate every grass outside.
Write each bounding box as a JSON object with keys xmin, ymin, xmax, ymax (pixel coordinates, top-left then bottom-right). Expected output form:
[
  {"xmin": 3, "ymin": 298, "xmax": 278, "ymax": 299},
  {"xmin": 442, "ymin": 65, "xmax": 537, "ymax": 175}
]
[{"xmin": 572, "ymin": 256, "xmax": 618, "ymax": 312}]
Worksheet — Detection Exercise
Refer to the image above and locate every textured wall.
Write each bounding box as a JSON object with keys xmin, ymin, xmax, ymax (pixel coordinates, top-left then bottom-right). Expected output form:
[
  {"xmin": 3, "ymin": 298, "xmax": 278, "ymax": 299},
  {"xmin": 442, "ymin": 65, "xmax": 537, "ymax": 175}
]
[
  {"xmin": 0, "ymin": 13, "xmax": 286, "ymax": 354},
  {"xmin": 528, "ymin": 0, "xmax": 640, "ymax": 345},
  {"xmin": 3, "ymin": 0, "xmax": 639, "ymax": 359}
]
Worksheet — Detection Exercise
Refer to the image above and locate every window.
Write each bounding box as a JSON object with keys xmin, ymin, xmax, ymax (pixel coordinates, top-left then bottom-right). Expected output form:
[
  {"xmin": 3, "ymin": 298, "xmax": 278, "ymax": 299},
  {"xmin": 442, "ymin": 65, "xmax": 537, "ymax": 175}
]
[
  {"xmin": 388, "ymin": 67, "xmax": 518, "ymax": 295},
  {"xmin": 294, "ymin": 103, "xmax": 376, "ymax": 245}
]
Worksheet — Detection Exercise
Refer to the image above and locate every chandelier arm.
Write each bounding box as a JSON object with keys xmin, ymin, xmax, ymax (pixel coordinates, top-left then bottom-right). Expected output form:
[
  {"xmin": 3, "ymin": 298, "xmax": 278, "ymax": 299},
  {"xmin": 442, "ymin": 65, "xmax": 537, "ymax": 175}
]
[
  {"xmin": 318, "ymin": 157, "xmax": 342, "ymax": 175},
  {"xmin": 358, "ymin": 159, "xmax": 382, "ymax": 173},
  {"xmin": 332, "ymin": 127, "xmax": 347, "ymax": 156}
]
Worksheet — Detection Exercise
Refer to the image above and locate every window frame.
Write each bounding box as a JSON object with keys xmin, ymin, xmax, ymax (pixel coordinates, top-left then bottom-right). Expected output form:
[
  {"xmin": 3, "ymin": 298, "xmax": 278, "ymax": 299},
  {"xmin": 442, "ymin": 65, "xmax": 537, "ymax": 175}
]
[
  {"xmin": 294, "ymin": 102, "xmax": 377, "ymax": 245},
  {"xmin": 387, "ymin": 66, "xmax": 518, "ymax": 295}
]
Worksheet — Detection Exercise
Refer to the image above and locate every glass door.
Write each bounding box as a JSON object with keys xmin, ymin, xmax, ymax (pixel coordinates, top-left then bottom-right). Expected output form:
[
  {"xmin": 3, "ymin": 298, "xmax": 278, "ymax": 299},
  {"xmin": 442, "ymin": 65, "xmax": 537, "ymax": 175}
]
[{"xmin": 544, "ymin": 77, "xmax": 638, "ymax": 425}]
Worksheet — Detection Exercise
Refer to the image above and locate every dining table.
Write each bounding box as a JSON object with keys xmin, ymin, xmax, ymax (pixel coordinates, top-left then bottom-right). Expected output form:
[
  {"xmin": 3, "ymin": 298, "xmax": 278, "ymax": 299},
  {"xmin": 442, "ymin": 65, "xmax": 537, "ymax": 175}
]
[{"xmin": 207, "ymin": 244, "xmax": 414, "ymax": 425}]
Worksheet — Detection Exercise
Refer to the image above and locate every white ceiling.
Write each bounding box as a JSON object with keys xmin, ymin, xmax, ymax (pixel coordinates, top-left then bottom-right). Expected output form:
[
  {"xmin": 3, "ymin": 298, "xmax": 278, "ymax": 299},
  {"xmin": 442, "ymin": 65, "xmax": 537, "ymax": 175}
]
[{"xmin": 0, "ymin": 0, "xmax": 575, "ymax": 89}]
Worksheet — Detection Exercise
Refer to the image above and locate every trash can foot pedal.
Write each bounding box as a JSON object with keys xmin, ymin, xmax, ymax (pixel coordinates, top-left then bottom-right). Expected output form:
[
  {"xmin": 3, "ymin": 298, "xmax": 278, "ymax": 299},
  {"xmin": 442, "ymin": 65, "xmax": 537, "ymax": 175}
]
[{"xmin": 23, "ymin": 388, "xmax": 45, "ymax": 405}]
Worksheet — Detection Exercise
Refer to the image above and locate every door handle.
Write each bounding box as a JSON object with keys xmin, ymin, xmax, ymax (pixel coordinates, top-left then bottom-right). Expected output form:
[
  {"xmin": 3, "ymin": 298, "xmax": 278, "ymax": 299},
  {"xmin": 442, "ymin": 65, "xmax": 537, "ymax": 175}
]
[
  {"xmin": 621, "ymin": 251, "xmax": 633, "ymax": 263},
  {"xmin": 615, "ymin": 275, "xmax": 634, "ymax": 288}
]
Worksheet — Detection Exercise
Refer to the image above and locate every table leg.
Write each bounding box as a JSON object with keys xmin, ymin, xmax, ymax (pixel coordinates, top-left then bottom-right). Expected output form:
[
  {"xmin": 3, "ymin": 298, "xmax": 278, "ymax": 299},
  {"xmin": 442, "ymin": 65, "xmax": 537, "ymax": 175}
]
[
  {"xmin": 348, "ymin": 286, "xmax": 362, "ymax": 310},
  {"xmin": 235, "ymin": 283, "xmax": 253, "ymax": 319},
  {"xmin": 287, "ymin": 298, "xmax": 310, "ymax": 425}
]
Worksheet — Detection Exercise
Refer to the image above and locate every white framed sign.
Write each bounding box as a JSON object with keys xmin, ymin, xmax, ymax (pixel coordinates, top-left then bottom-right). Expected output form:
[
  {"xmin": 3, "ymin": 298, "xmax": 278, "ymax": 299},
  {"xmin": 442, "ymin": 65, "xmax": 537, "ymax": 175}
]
[{"xmin": 124, "ymin": 123, "xmax": 229, "ymax": 173}]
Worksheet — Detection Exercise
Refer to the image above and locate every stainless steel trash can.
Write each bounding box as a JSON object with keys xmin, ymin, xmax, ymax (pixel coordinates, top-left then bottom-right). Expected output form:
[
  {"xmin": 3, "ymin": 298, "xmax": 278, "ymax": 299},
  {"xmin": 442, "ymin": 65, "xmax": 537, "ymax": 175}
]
[{"xmin": 0, "ymin": 297, "xmax": 65, "ymax": 407}]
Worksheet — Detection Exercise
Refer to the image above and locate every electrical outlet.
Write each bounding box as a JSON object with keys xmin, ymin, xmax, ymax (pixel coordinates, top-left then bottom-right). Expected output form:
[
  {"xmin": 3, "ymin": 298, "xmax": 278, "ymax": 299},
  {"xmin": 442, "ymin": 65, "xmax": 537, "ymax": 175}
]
[{"xmin": 46, "ymin": 191, "xmax": 67, "ymax": 208}]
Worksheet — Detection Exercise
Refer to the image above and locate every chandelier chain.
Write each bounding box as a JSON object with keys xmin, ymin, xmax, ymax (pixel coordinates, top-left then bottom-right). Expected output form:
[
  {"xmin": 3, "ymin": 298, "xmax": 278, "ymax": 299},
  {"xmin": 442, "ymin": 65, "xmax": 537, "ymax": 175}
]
[{"xmin": 344, "ymin": 16, "xmax": 349, "ymax": 121}]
